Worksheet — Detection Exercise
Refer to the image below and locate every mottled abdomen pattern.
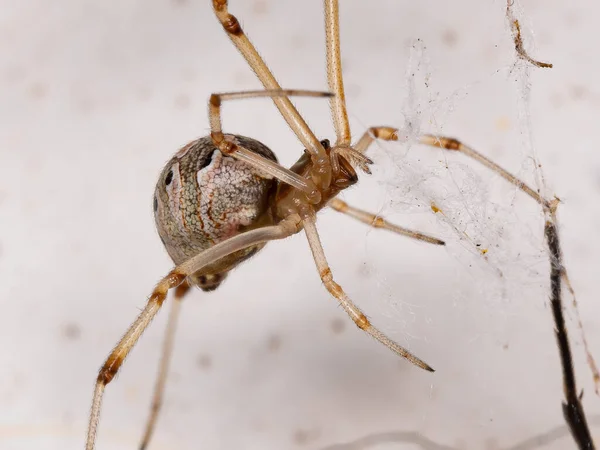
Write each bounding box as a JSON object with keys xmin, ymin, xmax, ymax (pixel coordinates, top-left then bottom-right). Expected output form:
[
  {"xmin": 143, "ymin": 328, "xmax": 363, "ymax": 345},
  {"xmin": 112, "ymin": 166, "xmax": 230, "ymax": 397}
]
[{"xmin": 154, "ymin": 135, "xmax": 277, "ymax": 288}]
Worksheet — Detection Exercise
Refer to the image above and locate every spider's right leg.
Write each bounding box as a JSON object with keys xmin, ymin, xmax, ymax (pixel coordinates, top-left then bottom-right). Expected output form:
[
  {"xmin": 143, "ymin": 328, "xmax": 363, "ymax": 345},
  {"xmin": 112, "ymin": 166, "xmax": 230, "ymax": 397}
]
[
  {"xmin": 417, "ymin": 135, "xmax": 549, "ymax": 208},
  {"xmin": 324, "ymin": 0, "xmax": 351, "ymax": 146},
  {"xmin": 85, "ymin": 215, "xmax": 302, "ymax": 450},
  {"xmin": 328, "ymin": 198, "xmax": 445, "ymax": 246},
  {"xmin": 353, "ymin": 126, "xmax": 401, "ymax": 154},
  {"xmin": 209, "ymin": 89, "xmax": 333, "ymax": 204},
  {"xmin": 211, "ymin": 0, "xmax": 331, "ymax": 188},
  {"xmin": 139, "ymin": 281, "xmax": 190, "ymax": 450},
  {"xmin": 354, "ymin": 126, "xmax": 549, "ymax": 210},
  {"xmin": 301, "ymin": 209, "xmax": 434, "ymax": 372}
]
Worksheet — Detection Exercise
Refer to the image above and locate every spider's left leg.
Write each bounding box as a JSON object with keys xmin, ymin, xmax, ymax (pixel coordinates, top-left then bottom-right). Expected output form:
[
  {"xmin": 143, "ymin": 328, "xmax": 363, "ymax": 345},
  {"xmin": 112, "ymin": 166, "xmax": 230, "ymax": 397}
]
[
  {"xmin": 209, "ymin": 89, "xmax": 333, "ymax": 204},
  {"xmin": 139, "ymin": 281, "xmax": 190, "ymax": 450},
  {"xmin": 86, "ymin": 216, "xmax": 301, "ymax": 450},
  {"xmin": 212, "ymin": 0, "xmax": 331, "ymax": 188},
  {"xmin": 328, "ymin": 198, "xmax": 445, "ymax": 246},
  {"xmin": 301, "ymin": 209, "xmax": 434, "ymax": 371}
]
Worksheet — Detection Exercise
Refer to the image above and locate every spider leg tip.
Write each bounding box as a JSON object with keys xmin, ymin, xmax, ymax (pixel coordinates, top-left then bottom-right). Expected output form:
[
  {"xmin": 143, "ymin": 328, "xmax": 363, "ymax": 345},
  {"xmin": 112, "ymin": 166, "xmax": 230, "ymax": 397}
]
[{"xmin": 413, "ymin": 359, "xmax": 435, "ymax": 372}]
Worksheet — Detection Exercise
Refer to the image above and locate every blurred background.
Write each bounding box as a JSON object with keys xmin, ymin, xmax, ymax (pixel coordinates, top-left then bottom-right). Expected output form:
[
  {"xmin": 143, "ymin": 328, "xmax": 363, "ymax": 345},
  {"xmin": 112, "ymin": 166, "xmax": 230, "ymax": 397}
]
[{"xmin": 1, "ymin": 0, "xmax": 599, "ymax": 449}]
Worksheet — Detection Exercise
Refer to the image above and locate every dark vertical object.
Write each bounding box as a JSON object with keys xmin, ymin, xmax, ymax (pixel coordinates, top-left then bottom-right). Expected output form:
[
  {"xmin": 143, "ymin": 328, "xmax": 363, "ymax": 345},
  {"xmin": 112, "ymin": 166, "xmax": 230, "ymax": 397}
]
[{"xmin": 544, "ymin": 220, "xmax": 595, "ymax": 450}]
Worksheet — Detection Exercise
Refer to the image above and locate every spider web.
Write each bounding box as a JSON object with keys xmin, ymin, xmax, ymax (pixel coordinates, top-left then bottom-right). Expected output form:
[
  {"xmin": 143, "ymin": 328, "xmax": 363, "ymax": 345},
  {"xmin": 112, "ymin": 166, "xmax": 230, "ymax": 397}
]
[{"xmin": 363, "ymin": 36, "xmax": 546, "ymax": 324}]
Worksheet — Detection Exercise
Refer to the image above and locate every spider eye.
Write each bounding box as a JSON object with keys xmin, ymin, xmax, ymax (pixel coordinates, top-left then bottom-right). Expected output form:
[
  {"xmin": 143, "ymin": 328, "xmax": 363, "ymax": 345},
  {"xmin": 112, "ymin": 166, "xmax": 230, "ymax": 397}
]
[
  {"xmin": 320, "ymin": 139, "xmax": 330, "ymax": 149},
  {"xmin": 165, "ymin": 170, "xmax": 173, "ymax": 186}
]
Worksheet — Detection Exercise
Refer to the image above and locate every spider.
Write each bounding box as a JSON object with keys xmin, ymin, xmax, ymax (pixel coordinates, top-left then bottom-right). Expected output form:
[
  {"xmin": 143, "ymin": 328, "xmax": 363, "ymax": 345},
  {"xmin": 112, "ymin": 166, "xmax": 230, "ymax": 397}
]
[{"xmin": 85, "ymin": 1, "xmax": 552, "ymax": 448}]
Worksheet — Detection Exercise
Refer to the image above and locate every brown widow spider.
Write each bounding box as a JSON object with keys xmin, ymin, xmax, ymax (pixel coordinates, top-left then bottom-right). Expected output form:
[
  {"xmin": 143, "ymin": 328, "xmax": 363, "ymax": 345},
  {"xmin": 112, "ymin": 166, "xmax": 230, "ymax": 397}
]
[{"xmin": 85, "ymin": 1, "xmax": 555, "ymax": 448}]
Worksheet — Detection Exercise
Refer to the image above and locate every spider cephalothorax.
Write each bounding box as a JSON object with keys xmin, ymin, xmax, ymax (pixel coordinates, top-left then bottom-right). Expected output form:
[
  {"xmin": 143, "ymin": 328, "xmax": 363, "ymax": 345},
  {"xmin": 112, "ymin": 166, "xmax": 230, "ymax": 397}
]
[{"xmin": 274, "ymin": 138, "xmax": 361, "ymax": 220}]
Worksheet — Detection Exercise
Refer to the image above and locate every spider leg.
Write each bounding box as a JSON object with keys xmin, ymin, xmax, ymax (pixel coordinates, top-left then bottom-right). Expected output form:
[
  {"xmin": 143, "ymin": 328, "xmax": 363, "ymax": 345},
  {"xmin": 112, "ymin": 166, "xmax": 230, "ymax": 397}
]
[
  {"xmin": 354, "ymin": 126, "xmax": 400, "ymax": 153},
  {"xmin": 354, "ymin": 126, "xmax": 549, "ymax": 210},
  {"xmin": 417, "ymin": 135, "xmax": 549, "ymax": 208},
  {"xmin": 328, "ymin": 198, "xmax": 445, "ymax": 246},
  {"xmin": 324, "ymin": 0, "xmax": 351, "ymax": 146},
  {"xmin": 301, "ymin": 210, "xmax": 434, "ymax": 372},
  {"xmin": 139, "ymin": 281, "xmax": 190, "ymax": 450},
  {"xmin": 209, "ymin": 89, "xmax": 334, "ymax": 204},
  {"xmin": 212, "ymin": 0, "xmax": 331, "ymax": 188},
  {"xmin": 85, "ymin": 215, "xmax": 302, "ymax": 450}
]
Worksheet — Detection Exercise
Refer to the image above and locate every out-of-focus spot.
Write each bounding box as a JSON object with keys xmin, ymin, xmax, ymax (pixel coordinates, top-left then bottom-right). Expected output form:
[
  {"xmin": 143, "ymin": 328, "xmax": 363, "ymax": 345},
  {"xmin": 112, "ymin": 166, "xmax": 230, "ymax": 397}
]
[
  {"xmin": 569, "ymin": 84, "xmax": 588, "ymax": 101},
  {"xmin": 181, "ymin": 67, "xmax": 197, "ymax": 82},
  {"xmin": 62, "ymin": 322, "xmax": 82, "ymax": 341},
  {"xmin": 75, "ymin": 97, "xmax": 95, "ymax": 114},
  {"xmin": 289, "ymin": 34, "xmax": 306, "ymax": 50},
  {"xmin": 267, "ymin": 333, "xmax": 282, "ymax": 352},
  {"xmin": 3, "ymin": 65, "xmax": 26, "ymax": 83},
  {"xmin": 494, "ymin": 116, "xmax": 511, "ymax": 132},
  {"xmin": 292, "ymin": 427, "xmax": 321, "ymax": 446},
  {"xmin": 549, "ymin": 92, "xmax": 563, "ymax": 109},
  {"xmin": 29, "ymin": 82, "xmax": 48, "ymax": 100},
  {"xmin": 441, "ymin": 29, "xmax": 458, "ymax": 47},
  {"xmin": 174, "ymin": 94, "xmax": 191, "ymax": 110},
  {"xmin": 564, "ymin": 10, "xmax": 581, "ymax": 28},
  {"xmin": 253, "ymin": 0, "xmax": 269, "ymax": 15},
  {"xmin": 197, "ymin": 353, "xmax": 212, "ymax": 370},
  {"xmin": 330, "ymin": 318, "xmax": 345, "ymax": 335},
  {"xmin": 136, "ymin": 86, "xmax": 153, "ymax": 102},
  {"xmin": 357, "ymin": 262, "xmax": 372, "ymax": 278},
  {"xmin": 125, "ymin": 385, "xmax": 140, "ymax": 403}
]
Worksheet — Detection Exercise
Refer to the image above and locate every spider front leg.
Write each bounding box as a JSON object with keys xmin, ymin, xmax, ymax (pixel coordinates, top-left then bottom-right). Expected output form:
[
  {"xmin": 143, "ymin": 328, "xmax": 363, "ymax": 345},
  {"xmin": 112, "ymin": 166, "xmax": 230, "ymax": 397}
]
[
  {"xmin": 85, "ymin": 216, "xmax": 302, "ymax": 450},
  {"xmin": 212, "ymin": 0, "xmax": 332, "ymax": 188},
  {"xmin": 324, "ymin": 0, "xmax": 351, "ymax": 146},
  {"xmin": 354, "ymin": 126, "xmax": 549, "ymax": 210},
  {"xmin": 353, "ymin": 126, "xmax": 401, "ymax": 154},
  {"xmin": 417, "ymin": 135, "xmax": 549, "ymax": 208},
  {"xmin": 328, "ymin": 198, "xmax": 445, "ymax": 246},
  {"xmin": 301, "ymin": 210, "xmax": 434, "ymax": 372},
  {"xmin": 208, "ymin": 89, "xmax": 333, "ymax": 204},
  {"xmin": 139, "ymin": 281, "xmax": 190, "ymax": 450}
]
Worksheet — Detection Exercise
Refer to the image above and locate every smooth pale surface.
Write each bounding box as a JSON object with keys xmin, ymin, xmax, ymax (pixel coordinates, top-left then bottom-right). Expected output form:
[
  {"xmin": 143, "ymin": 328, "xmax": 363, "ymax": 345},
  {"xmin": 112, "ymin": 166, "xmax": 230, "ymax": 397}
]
[{"xmin": 1, "ymin": 1, "xmax": 599, "ymax": 449}]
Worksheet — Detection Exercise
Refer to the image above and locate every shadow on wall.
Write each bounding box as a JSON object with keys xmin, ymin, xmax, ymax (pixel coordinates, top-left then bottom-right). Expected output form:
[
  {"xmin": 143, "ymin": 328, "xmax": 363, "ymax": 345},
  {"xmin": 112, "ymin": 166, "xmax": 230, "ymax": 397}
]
[{"xmin": 320, "ymin": 414, "xmax": 600, "ymax": 450}]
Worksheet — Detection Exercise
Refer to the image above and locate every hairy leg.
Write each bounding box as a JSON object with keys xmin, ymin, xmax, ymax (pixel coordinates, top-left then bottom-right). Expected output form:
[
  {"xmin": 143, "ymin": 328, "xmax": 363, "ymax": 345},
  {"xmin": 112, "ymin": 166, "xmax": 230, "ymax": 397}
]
[
  {"xmin": 208, "ymin": 89, "xmax": 333, "ymax": 204},
  {"xmin": 139, "ymin": 282, "xmax": 190, "ymax": 450},
  {"xmin": 301, "ymin": 209, "xmax": 433, "ymax": 372},
  {"xmin": 85, "ymin": 215, "xmax": 302, "ymax": 450},
  {"xmin": 329, "ymin": 198, "xmax": 444, "ymax": 246},
  {"xmin": 212, "ymin": 0, "xmax": 331, "ymax": 188},
  {"xmin": 324, "ymin": 0, "xmax": 351, "ymax": 146}
]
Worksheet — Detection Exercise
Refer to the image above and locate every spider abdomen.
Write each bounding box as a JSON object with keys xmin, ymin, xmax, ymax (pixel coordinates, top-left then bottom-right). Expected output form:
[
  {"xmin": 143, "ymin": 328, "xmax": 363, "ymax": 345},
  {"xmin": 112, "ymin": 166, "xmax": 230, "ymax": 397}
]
[{"xmin": 153, "ymin": 135, "xmax": 277, "ymax": 289}]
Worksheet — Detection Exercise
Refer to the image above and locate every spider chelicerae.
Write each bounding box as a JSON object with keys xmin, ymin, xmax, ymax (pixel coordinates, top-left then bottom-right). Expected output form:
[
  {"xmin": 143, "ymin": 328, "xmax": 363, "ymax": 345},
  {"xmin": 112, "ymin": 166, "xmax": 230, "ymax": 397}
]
[{"xmin": 85, "ymin": 1, "xmax": 556, "ymax": 449}]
